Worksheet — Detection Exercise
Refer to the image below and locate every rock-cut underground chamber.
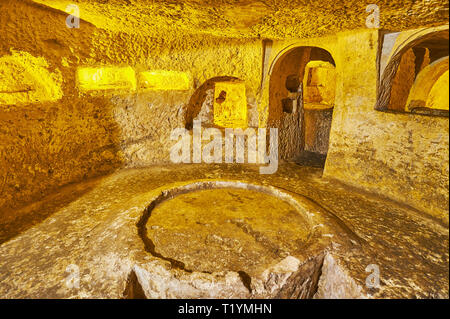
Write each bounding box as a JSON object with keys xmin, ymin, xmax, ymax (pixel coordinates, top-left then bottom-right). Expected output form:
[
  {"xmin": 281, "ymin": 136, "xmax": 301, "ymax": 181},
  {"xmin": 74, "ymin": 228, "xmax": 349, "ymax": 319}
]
[{"xmin": 0, "ymin": 0, "xmax": 448, "ymax": 300}]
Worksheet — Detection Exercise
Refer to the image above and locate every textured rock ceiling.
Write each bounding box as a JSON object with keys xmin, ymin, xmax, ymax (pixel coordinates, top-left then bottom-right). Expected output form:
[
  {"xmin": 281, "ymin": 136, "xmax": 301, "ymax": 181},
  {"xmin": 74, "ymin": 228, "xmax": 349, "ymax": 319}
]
[{"xmin": 33, "ymin": 0, "xmax": 449, "ymax": 39}]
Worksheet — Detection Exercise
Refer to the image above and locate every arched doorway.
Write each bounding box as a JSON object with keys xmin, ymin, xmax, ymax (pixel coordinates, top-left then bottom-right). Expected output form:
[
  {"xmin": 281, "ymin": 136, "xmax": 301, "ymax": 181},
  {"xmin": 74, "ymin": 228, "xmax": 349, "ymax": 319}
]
[
  {"xmin": 376, "ymin": 28, "xmax": 449, "ymax": 116},
  {"xmin": 268, "ymin": 46, "xmax": 336, "ymax": 167}
]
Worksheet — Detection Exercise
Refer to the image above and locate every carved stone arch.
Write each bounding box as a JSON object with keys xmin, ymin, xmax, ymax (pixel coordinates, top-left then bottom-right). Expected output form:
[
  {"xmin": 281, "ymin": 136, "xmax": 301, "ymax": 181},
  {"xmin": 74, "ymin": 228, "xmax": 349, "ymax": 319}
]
[{"xmin": 376, "ymin": 27, "xmax": 449, "ymax": 112}]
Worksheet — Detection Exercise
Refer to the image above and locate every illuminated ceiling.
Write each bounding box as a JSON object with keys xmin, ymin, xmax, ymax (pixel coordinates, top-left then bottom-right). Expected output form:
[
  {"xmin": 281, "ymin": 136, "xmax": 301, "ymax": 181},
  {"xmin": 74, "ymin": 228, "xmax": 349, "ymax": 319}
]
[{"xmin": 32, "ymin": 0, "xmax": 449, "ymax": 39}]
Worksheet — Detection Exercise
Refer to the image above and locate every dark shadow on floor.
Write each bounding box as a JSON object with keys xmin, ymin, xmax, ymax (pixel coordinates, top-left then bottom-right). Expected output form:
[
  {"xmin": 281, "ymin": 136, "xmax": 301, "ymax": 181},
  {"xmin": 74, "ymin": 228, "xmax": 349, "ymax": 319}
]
[
  {"xmin": 292, "ymin": 151, "xmax": 327, "ymax": 168},
  {"xmin": 0, "ymin": 176, "xmax": 102, "ymax": 245}
]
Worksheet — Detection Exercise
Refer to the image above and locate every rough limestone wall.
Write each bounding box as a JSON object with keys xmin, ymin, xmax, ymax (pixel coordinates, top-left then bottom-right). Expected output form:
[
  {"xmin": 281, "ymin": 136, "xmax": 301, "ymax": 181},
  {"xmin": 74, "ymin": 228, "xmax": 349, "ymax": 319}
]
[
  {"xmin": 0, "ymin": 1, "xmax": 123, "ymax": 219},
  {"xmin": 0, "ymin": 1, "xmax": 262, "ymax": 220},
  {"xmin": 304, "ymin": 108, "xmax": 333, "ymax": 155},
  {"xmin": 324, "ymin": 29, "xmax": 449, "ymax": 224},
  {"xmin": 388, "ymin": 48, "xmax": 417, "ymax": 111}
]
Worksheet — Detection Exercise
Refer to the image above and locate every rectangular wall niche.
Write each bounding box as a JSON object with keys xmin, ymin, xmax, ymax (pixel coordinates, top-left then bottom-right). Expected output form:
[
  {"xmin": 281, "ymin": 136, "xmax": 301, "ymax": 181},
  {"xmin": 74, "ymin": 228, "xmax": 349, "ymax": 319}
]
[
  {"xmin": 77, "ymin": 66, "xmax": 136, "ymax": 92},
  {"xmin": 213, "ymin": 80, "xmax": 247, "ymax": 128},
  {"xmin": 138, "ymin": 70, "xmax": 192, "ymax": 91}
]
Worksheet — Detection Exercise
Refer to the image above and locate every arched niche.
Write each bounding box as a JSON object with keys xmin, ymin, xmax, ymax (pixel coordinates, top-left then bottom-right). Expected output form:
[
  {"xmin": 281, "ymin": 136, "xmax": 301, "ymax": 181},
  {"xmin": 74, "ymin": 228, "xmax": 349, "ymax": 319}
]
[
  {"xmin": 185, "ymin": 76, "xmax": 255, "ymax": 129},
  {"xmin": 268, "ymin": 46, "xmax": 336, "ymax": 162},
  {"xmin": 376, "ymin": 27, "xmax": 449, "ymax": 116},
  {"xmin": 0, "ymin": 51, "xmax": 62, "ymax": 106},
  {"xmin": 268, "ymin": 46, "xmax": 335, "ymax": 125}
]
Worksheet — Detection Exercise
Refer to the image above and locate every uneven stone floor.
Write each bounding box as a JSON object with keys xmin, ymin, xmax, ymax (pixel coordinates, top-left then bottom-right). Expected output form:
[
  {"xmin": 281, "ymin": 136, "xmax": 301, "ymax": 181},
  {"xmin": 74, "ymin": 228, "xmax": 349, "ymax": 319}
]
[
  {"xmin": 146, "ymin": 188, "xmax": 312, "ymax": 275},
  {"xmin": 0, "ymin": 163, "xmax": 448, "ymax": 298}
]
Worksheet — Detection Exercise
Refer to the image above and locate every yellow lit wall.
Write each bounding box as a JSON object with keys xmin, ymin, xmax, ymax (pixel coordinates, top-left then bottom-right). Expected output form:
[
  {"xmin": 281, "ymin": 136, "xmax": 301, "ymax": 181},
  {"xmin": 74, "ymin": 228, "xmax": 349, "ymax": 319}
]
[
  {"xmin": 213, "ymin": 81, "xmax": 247, "ymax": 128},
  {"xmin": 0, "ymin": 51, "xmax": 62, "ymax": 105},
  {"xmin": 426, "ymin": 70, "xmax": 449, "ymax": 110},
  {"xmin": 77, "ymin": 66, "xmax": 136, "ymax": 92},
  {"xmin": 406, "ymin": 57, "xmax": 449, "ymax": 111},
  {"xmin": 138, "ymin": 70, "xmax": 192, "ymax": 91},
  {"xmin": 389, "ymin": 48, "xmax": 417, "ymax": 112},
  {"xmin": 303, "ymin": 60, "xmax": 336, "ymax": 106}
]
